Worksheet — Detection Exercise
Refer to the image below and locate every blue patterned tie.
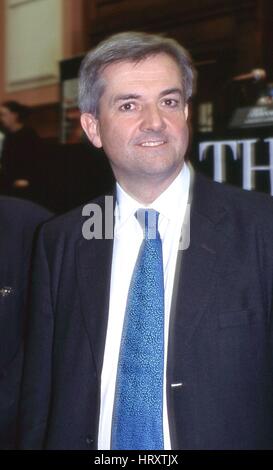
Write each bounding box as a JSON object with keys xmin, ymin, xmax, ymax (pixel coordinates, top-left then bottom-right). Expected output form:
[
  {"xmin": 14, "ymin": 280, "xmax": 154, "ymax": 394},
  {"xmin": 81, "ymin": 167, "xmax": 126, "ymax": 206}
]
[{"xmin": 111, "ymin": 209, "xmax": 165, "ymax": 450}]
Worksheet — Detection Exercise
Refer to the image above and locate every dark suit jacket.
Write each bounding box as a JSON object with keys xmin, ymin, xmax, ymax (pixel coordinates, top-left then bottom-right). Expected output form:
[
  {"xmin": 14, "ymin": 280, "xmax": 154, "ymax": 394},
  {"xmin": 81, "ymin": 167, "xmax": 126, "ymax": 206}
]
[
  {"xmin": 0, "ymin": 197, "xmax": 52, "ymax": 449},
  {"xmin": 19, "ymin": 173, "xmax": 273, "ymax": 450}
]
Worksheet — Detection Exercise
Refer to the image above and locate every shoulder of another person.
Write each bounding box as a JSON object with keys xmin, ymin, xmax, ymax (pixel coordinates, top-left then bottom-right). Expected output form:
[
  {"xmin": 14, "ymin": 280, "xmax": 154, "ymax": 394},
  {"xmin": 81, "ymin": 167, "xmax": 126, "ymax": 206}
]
[{"xmin": 0, "ymin": 196, "xmax": 50, "ymax": 219}]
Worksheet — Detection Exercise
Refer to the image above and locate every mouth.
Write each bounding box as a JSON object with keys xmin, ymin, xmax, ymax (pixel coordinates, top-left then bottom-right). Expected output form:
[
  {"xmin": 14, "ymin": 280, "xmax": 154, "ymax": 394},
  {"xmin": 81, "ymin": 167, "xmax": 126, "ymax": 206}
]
[{"xmin": 138, "ymin": 140, "xmax": 166, "ymax": 147}]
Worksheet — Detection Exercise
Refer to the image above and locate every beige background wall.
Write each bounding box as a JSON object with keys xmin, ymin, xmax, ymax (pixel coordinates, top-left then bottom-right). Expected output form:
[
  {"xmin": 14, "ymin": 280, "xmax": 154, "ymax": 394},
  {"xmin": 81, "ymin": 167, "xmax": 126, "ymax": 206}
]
[{"xmin": 0, "ymin": 0, "xmax": 87, "ymax": 108}]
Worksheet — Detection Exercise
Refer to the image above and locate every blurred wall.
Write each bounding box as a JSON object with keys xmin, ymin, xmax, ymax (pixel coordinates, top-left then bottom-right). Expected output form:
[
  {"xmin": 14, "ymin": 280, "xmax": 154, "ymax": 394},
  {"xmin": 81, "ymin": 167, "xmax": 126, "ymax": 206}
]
[{"xmin": 0, "ymin": 0, "xmax": 88, "ymax": 140}]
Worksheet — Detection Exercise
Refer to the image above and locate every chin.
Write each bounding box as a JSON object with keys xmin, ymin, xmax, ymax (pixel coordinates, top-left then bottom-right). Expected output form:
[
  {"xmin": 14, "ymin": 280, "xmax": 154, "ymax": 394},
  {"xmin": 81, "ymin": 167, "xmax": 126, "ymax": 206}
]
[{"xmin": 139, "ymin": 163, "xmax": 180, "ymax": 180}]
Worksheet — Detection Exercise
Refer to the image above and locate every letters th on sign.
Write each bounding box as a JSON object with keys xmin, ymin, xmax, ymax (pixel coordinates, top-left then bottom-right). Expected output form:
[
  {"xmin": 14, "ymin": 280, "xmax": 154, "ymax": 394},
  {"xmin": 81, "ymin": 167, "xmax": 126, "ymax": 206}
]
[{"xmin": 199, "ymin": 138, "xmax": 273, "ymax": 195}]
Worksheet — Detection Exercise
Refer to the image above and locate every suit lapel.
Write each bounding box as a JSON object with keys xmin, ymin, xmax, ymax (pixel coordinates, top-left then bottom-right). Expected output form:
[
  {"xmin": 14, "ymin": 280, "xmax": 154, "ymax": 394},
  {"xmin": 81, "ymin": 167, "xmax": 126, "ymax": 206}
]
[
  {"xmin": 76, "ymin": 196, "xmax": 115, "ymax": 377},
  {"xmin": 169, "ymin": 173, "xmax": 230, "ymax": 359}
]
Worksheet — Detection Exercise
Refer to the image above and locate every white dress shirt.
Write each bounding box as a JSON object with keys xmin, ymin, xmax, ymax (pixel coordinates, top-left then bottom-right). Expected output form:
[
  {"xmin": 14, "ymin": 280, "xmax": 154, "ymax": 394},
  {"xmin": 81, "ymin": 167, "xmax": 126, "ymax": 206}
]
[{"xmin": 98, "ymin": 163, "xmax": 190, "ymax": 449}]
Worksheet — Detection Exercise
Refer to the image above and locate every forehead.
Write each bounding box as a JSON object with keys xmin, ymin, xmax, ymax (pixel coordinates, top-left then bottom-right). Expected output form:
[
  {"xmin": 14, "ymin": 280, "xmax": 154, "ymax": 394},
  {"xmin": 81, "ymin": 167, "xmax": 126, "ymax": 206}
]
[{"xmin": 100, "ymin": 53, "xmax": 183, "ymax": 96}]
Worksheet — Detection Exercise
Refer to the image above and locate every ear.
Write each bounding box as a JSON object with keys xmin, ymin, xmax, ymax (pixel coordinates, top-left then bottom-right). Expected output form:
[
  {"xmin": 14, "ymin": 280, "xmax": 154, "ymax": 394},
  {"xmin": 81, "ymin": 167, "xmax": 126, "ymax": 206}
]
[
  {"xmin": 184, "ymin": 104, "xmax": 189, "ymax": 121},
  {"xmin": 80, "ymin": 113, "xmax": 102, "ymax": 148}
]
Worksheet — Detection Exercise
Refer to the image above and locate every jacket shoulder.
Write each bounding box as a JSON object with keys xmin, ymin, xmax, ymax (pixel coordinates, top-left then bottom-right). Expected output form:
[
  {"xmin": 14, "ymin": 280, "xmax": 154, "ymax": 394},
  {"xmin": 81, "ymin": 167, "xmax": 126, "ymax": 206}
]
[
  {"xmin": 40, "ymin": 194, "xmax": 111, "ymax": 243},
  {"xmin": 194, "ymin": 173, "xmax": 273, "ymax": 228}
]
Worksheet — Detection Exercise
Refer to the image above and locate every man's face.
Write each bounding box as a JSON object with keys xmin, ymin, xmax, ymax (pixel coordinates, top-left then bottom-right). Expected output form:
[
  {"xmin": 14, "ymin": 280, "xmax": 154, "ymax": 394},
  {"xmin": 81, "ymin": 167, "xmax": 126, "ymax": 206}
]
[
  {"xmin": 81, "ymin": 53, "xmax": 189, "ymax": 193},
  {"xmin": 0, "ymin": 107, "xmax": 18, "ymax": 132}
]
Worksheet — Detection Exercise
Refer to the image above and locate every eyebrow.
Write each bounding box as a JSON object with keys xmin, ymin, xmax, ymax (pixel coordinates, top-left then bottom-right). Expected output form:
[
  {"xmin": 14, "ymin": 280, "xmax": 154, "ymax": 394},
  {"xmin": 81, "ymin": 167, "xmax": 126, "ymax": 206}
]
[
  {"xmin": 112, "ymin": 88, "xmax": 183, "ymax": 106},
  {"xmin": 112, "ymin": 94, "xmax": 141, "ymax": 105},
  {"xmin": 158, "ymin": 88, "xmax": 183, "ymax": 98}
]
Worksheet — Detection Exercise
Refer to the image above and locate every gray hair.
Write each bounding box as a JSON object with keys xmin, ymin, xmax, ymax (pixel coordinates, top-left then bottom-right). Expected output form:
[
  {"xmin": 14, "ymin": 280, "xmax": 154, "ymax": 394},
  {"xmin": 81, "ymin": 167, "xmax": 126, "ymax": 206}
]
[{"xmin": 78, "ymin": 31, "xmax": 196, "ymax": 116}]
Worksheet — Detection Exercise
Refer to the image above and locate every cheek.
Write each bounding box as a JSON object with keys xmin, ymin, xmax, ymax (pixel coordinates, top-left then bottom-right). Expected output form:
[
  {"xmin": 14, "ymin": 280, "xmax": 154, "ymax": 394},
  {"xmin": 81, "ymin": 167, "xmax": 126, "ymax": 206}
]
[
  {"xmin": 172, "ymin": 120, "xmax": 189, "ymax": 141},
  {"xmin": 100, "ymin": 120, "xmax": 130, "ymax": 147},
  {"xmin": 182, "ymin": 123, "xmax": 189, "ymax": 140},
  {"xmin": 167, "ymin": 111, "xmax": 187, "ymax": 128},
  {"xmin": 98, "ymin": 124, "xmax": 126, "ymax": 158}
]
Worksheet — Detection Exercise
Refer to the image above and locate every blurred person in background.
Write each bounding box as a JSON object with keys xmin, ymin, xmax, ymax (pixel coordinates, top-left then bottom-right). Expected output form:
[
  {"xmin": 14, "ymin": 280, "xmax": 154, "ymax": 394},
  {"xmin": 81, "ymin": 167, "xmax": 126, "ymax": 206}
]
[
  {"xmin": 0, "ymin": 101, "xmax": 42, "ymax": 202},
  {"xmin": 0, "ymin": 196, "xmax": 52, "ymax": 449}
]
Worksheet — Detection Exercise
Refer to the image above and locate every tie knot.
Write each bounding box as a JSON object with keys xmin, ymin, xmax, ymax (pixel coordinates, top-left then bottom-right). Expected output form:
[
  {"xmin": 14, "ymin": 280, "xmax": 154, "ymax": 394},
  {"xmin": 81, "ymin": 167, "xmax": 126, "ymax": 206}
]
[{"xmin": 135, "ymin": 209, "xmax": 160, "ymax": 240}]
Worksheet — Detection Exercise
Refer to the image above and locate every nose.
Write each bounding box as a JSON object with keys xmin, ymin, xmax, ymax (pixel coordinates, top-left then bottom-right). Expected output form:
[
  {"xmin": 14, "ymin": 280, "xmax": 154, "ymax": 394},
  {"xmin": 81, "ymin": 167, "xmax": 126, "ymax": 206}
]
[{"xmin": 140, "ymin": 104, "xmax": 166, "ymax": 132}]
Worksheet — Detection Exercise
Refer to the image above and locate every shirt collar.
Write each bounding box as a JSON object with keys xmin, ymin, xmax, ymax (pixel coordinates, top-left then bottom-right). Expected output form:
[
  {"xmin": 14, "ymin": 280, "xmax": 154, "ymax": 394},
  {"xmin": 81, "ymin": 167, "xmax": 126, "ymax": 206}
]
[{"xmin": 115, "ymin": 163, "xmax": 190, "ymax": 232}]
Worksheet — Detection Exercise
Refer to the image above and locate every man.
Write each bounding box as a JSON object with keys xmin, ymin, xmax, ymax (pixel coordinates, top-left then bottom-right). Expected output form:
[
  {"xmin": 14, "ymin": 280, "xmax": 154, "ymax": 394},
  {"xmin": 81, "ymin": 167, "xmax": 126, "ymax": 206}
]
[
  {"xmin": 19, "ymin": 32, "xmax": 273, "ymax": 450},
  {"xmin": 0, "ymin": 101, "xmax": 42, "ymax": 202},
  {"xmin": 0, "ymin": 197, "xmax": 51, "ymax": 448}
]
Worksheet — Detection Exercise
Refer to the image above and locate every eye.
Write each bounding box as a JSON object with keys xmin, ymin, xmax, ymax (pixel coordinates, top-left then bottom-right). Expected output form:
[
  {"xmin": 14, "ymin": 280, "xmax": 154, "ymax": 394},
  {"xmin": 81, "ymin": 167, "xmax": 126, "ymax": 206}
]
[
  {"xmin": 119, "ymin": 102, "xmax": 136, "ymax": 111},
  {"xmin": 161, "ymin": 98, "xmax": 179, "ymax": 107}
]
